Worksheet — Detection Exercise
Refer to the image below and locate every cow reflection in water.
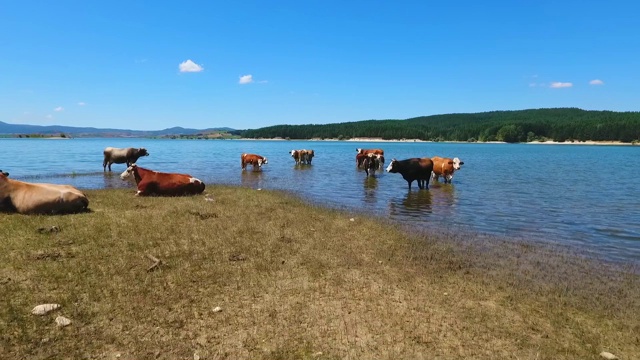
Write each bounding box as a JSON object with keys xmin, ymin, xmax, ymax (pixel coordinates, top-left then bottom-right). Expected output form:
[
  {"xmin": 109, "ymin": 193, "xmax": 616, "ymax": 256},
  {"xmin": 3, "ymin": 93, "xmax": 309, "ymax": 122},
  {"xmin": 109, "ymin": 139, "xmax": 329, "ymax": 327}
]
[
  {"xmin": 389, "ymin": 185, "xmax": 458, "ymax": 217},
  {"xmin": 102, "ymin": 171, "xmax": 132, "ymax": 189},
  {"xmin": 429, "ymin": 183, "xmax": 457, "ymax": 208},
  {"xmin": 241, "ymin": 170, "xmax": 266, "ymax": 189},
  {"xmin": 363, "ymin": 176, "xmax": 378, "ymax": 204}
]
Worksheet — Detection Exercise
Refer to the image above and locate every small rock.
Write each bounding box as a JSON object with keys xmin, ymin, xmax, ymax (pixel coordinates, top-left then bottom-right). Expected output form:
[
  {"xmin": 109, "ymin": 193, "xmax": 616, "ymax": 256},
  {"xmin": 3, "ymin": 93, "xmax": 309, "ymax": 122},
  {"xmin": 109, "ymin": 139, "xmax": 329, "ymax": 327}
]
[
  {"xmin": 257, "ymin": 188, "xmax": 262, "ymax": 191},
  {"xmin": 313, "ymin": 352, "xmax": 323, "ymax": 357},
  {"xmin": 204, "ymin": 197, "xmax": 214, "ymax": 202},
  {"xmin": 31, "ymin": 304, "xmax": 61, "ymax": 315},
  {"xmin": 228, "ymin": 253, "xmax": 246, "ymax": 262},
  {"xmin": 55, "ymin": 315, "xmax": 72, "ymax": 327},
  {"xmin": 212, "ymin": 306, "xmax": 222, "ymax": 313},
  {"xmin": 193, "ymin": 353, "xmax": 200, "ymax": 360},
  {"xmin": 349, "ymin": 218, "xmax": 355, "ymax": 222},
  {"xmin": 443, "ymin": 292, "xmax": 448, "ymax": 296},
  {"xmin": 600, "ymin": 351, "xmax": 618, "ymax": 360}
]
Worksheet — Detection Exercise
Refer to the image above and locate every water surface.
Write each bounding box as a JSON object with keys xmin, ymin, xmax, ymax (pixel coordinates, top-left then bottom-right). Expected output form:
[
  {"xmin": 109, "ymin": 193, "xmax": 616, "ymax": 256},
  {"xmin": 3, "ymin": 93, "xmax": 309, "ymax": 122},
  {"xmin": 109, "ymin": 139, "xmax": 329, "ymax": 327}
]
[{"xmin": 2, "ymin": 138, "xmax": 639, "ymax": 263}]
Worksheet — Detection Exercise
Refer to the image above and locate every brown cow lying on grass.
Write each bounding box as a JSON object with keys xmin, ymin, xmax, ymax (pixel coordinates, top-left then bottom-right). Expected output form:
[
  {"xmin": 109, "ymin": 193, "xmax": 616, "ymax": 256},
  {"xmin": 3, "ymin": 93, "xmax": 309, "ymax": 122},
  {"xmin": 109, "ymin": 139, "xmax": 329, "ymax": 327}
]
[
  {"xmin": 431, "ymin": 156, "xmax": 464, "ymax": 183},
  {"xmin": 120, "ymin": 164, "xmax": 205, "ymax": 196},
  {"xmin": 241, "ymin": 153, "xmax": 268, "ymax": 170},
  {"xmin": 0, "ymin": 172, "xmax": 89, "ymax": 214}
]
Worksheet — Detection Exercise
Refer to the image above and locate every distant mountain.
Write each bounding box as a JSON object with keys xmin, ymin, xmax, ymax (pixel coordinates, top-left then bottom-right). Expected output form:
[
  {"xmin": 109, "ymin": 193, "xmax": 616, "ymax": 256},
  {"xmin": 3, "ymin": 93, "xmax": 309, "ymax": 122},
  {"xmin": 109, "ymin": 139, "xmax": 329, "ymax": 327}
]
[{"xmin": 0, "ymin": 121, "xmax": 235, "ymax": 137}]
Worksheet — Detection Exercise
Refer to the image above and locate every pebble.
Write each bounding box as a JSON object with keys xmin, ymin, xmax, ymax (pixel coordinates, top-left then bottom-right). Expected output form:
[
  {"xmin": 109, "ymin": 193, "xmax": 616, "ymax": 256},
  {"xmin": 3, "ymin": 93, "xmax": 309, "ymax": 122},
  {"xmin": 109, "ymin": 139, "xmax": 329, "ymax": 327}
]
[
  {"xmin": 212, "ymin": 306, "xmax": 223, "ymax": 313},
  {"xmin": 31, "ymin": 304, "xmax": 61, "ymax": 315},
  {"xmin": 599, "ymin": 351, "xmax": 618, "ymax": 360},
  {"xmin": 55, "ymin": 315, "xmax": 72, "ymax": 327}
]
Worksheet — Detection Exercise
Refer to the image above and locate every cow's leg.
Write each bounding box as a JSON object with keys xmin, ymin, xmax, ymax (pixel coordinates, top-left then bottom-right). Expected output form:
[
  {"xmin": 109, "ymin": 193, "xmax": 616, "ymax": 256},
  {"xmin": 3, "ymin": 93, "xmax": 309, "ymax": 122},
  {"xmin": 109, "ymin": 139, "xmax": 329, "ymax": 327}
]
[{"xmin": 108, "ymin": 162, "xmax": 112, "ymax": 171}]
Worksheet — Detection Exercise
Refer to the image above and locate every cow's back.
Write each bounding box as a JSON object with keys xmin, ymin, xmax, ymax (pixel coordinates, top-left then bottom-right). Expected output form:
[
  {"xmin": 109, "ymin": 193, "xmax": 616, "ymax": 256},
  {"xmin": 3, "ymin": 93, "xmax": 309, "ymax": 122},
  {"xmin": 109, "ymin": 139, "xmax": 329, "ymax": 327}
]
[{"xmin": 431, "ymin": 156, "xmax": 454, "ymax": 176}]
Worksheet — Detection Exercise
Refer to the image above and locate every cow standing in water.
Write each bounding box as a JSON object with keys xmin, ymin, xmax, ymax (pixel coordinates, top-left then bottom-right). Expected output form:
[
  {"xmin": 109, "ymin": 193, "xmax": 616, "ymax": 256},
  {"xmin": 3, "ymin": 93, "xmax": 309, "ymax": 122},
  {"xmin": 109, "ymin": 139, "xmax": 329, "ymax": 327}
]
[
  {"xmin": 0, "ymin": 172, "xmax": 89, "ymax": 214},
  {"xmin": 430, "ymin": 156, "xmax": 464, "ymax": 183},
  {"xmin": 120, "ymin": 164, "xmax": 205, "ymax": 196},
  {"xmin": 103, "ymin": 147, "xmax": 149, "ymax": 171},
  {"xmin": 362, "ymin": 153, "xmax": 385, "ymax": 176},
  {"xmin": 356, "ymin": 148, "xmax": 384, "ymax": 170},
  {"xmin": 241, "ymin": 153, "xmax": 268, "ymax": 171},
  {"xmin": 385, "ymin": 158, "xmax": 434, "ymax": 190},
  {"xmin": 290, "ymin": 149, "xmax": 315, "ymax": 165}
]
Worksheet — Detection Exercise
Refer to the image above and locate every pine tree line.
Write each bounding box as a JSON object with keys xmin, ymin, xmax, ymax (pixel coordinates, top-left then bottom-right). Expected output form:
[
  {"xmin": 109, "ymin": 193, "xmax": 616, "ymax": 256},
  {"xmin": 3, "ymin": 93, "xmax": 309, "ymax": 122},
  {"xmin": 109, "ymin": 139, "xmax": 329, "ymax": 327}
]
[{"xmin": 239, "ymin": 108, "xmax": 640, "ymax": 143}]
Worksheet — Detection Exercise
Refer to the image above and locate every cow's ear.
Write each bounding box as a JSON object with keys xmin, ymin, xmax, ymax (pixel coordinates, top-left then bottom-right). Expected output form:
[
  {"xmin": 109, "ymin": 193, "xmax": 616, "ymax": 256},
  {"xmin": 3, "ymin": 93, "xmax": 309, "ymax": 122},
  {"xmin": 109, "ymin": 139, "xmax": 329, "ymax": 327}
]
[{"xmin": 459, "ymin": 161, "xmax": 465, "ymax": 165}]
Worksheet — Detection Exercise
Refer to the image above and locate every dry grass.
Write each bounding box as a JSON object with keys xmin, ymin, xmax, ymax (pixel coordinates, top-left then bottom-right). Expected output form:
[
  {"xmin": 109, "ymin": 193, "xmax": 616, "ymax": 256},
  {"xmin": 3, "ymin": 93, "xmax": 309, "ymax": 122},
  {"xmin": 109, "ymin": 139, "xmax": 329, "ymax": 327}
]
[{"xmin": 0, "ymin": 187, "xmax": 638, "ymax": 360}]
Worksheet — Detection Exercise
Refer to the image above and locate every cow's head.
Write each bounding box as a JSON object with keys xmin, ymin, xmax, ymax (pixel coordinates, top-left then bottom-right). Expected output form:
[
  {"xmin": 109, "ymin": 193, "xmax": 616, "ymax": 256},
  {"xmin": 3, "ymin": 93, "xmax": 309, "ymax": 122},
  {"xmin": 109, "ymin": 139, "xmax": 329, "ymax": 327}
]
[
  {"xmin": 0, "ymin": 170, "xmax": 8, "ymax": 177},
  {"xmin": 356, "ymin": 148, "xmax": 364, "ymax": 154},
  {"xmin": 120, "ymin": 164, "xmax": 138, "ymax": 180},
  {"xmin": 386, "ymin": 159, "xmax": 398, "ymax": 173},
  {"xmin": 452, "ymin": 157, "xmax": 464, "ymax": 170},
  {"xmin": 137, "ymin": 148, "xmax": 150, "ymax": 157},
  {"xmin": 258, "ymin": 157, "xmax": 268, "ymax": 167},
  {"xmin": 290, "ymin": 150, "xmax": 298, "ymax": 158}
]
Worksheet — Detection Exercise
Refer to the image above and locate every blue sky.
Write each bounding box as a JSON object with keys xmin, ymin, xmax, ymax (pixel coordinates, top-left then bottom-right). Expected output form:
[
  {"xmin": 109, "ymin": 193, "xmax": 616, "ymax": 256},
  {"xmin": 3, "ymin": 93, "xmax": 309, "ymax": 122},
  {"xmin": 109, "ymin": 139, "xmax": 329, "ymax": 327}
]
[{"xmin": 1, "ymin": 1, "xmax": 638, "ymax": 130}]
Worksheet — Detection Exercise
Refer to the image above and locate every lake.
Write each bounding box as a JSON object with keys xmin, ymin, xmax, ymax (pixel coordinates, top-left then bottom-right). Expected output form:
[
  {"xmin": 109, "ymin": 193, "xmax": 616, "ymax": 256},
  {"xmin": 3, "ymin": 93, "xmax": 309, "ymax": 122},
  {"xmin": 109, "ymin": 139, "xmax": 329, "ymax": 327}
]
[{"xmin": 2, "ymin": 138, "xmax": 639, "ymax": 264}]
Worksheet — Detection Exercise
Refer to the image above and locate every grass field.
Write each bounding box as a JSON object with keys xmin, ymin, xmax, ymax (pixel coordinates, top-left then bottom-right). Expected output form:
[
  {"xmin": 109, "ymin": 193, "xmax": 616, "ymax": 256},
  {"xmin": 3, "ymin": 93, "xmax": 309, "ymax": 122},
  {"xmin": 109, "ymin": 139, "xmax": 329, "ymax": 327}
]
[{"xmin": 1, "ymin": 187, "xmax": 638, "ymax": 359}]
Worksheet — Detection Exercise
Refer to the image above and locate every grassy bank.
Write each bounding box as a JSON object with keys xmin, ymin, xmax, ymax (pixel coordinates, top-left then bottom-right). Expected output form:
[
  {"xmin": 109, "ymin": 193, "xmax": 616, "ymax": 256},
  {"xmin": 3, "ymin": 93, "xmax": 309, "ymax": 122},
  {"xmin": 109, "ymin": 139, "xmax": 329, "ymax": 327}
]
[{"xmin": 1, "ymin": 187, "xmax": 638, "ymax": 359}]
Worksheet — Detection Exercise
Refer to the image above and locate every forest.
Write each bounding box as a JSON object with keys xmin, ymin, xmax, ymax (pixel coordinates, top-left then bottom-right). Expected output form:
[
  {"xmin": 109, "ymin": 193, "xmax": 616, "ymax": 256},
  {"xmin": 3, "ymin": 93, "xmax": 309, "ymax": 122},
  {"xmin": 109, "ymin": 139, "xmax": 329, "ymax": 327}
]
[{"xmin": 238, "ymin": 108, "xmax": 640, "ymax": 143}]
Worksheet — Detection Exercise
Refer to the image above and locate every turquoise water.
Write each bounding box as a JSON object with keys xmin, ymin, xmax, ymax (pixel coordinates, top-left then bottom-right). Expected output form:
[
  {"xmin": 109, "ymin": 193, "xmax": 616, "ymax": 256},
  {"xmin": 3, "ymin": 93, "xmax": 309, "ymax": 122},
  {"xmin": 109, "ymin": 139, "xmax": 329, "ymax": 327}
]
[{"xmin": 2, "ymin": 138, "xmax": 639, "ymax": 263}]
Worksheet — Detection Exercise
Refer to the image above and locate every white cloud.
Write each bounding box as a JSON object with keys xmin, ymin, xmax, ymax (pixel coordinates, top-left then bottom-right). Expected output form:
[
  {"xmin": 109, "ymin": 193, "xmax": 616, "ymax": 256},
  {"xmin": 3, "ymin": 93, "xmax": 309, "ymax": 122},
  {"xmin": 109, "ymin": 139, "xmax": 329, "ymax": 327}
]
[
  {"xmin": 550, "ymin": 82, "xmax": 573, "ymax": 88},
  {"xmin": 589, "ymin": 79, "xmax": 604, "ymax": 85},
  {"xmin": 78, "ymin": 102, "xmax": 86, "ymax": 106},
  {"xmin": 179, "ymin": 59, "xmax": 204, "ymax": 73},
  {"xmin": 54, "ymin": 106, "xmax": 64, "ymax": 112},
  {"xmin": 239, "ymin": 74, "xmax": 254, "ymax": 84}
]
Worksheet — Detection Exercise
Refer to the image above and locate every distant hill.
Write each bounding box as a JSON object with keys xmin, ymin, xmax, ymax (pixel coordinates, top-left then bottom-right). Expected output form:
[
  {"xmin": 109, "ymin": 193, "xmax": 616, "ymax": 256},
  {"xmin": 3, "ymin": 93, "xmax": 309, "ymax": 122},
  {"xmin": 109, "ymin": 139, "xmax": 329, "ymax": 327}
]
[
  {"xmin": 240, "ymin": 108, "xmax": 640, "ymax": 143},
  {"xmin": 0, "ymin": 121, "xmax": 235, "ymax": 137}
]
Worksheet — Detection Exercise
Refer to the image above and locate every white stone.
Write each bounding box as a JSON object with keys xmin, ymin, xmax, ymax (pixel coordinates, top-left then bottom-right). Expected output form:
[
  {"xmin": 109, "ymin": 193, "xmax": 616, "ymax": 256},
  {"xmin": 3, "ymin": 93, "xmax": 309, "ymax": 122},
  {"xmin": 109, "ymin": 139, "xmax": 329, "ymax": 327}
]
[
  {"xmin": 599, "ymin": 351, "xmax": 618, "ymax": 360},
  {"xmin": 31, "ymin": 304, "xmax": 61, "ymax": 315},
  {"xmin": 212, "ymin": 306, "xmax": 223, "ymax": 313},
  {"xmin": 55, "ymin": 315, "xmax": 71, "ymax": 327}
]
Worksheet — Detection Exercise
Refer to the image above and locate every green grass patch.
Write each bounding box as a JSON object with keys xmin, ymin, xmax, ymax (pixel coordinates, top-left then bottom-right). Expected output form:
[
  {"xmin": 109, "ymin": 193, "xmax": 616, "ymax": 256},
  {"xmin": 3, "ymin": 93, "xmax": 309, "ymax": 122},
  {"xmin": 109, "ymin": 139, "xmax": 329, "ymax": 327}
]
[{"xmin": 1, "ymin": 187, "xmax": 638, "ymax": 359}]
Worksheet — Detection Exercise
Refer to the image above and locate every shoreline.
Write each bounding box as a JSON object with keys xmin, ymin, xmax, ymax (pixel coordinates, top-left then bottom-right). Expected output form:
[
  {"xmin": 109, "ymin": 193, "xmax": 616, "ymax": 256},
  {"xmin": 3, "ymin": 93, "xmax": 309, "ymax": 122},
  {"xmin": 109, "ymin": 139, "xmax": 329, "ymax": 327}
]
[{"xmin": 238, "ymin": 137, "xmax": 638, "ymax": 145}]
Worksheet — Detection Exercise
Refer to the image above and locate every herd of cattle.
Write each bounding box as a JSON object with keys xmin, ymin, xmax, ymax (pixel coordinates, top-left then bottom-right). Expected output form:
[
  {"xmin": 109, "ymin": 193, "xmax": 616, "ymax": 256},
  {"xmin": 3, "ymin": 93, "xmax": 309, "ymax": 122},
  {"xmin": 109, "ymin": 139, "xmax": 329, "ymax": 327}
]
[{"xmin": 0, "ymin": 146, "xmax": 463, "ymax": 215}]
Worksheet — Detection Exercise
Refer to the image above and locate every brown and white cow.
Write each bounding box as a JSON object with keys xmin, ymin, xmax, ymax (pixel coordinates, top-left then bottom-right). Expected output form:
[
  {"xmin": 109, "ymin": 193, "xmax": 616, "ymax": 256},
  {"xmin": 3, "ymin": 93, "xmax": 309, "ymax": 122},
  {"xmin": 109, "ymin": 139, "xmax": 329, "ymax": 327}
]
[
  {"xmin": 303, "ymin": 149, "xmax": 315, "ymax": 164},
  {"xmin": 385, "ymin": 157, "xmax": 434, "ymax": 190},
  {"xmin": 103, "ymin": 147, "xmax": 149, "ymax": 171},
  {"xmin": 290, "ymin": 149, "xmax": 315, "ymax": 165},
  {"xmin": 357, "ymin": 151, "xmax": 384, "ymax": 170},
  {"xmin": 356, "ymin": 148, "xmax": 384, "ymax": 156},
  {"xmin": 362, "ymin": 153, "xmax": 385, "ymax": 176},
  {"xmin": 120, "ymin": 164, "xmax": 205, "ymax": 196},
  {"xmin": 431, "ymin": 156, "xmax": 464, "ymax": 183},
  {"xmin": 241, "ymin": 153, "xmax": 268, "ymax": 170},
  {"xmin": 0, "ymin": 172, "xmax": 89, "ymax": 214}
]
